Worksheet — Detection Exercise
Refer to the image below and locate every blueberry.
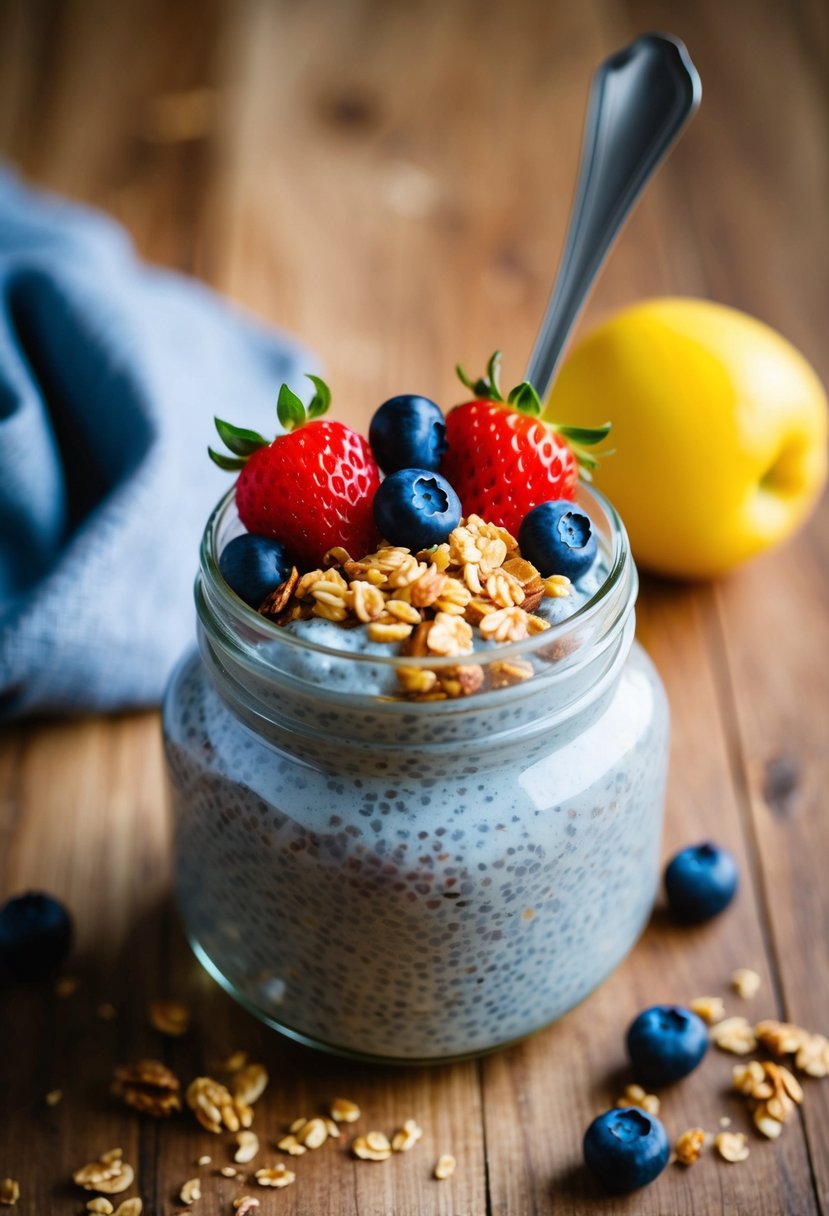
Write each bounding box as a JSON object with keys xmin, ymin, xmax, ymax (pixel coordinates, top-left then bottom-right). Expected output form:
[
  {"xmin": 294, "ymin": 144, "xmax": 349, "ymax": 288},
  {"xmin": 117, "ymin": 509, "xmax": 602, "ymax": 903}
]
[
  {"xmin": 369, "ymin": 395, "xmax": 448, "ymax": 473},
  {"xmin": 219, "ymin": 534, "xmax": 294, "ymax": 608},
  {"xmin": 626, "ymin": 1004, "xmax": 709, "ymax": 1085},
  {"xmin": 518, "ymin": 500, "xmax": 598, "ymax": 579},
  {"xmin": 583, "ymin": 1107, "xmax": 670, "ymax": 1192},
  {"xmin": 664, "ymin": 841, "xmax": 739, "ymax": 923},
  {"xmin": 373, "ymin": 468, "xmax": 461, "ymax": 550},
  {"xmin": 0, "ymin": 891, "xmax": 73, "ymax": 982}
]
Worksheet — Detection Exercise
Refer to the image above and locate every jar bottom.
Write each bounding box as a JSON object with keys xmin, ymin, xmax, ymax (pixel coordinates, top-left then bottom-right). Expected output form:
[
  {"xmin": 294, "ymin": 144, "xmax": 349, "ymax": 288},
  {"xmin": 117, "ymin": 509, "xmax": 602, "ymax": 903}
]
[{"xmin": 183, "ymin": 900, "xmax": 654, "ymax": 1066}]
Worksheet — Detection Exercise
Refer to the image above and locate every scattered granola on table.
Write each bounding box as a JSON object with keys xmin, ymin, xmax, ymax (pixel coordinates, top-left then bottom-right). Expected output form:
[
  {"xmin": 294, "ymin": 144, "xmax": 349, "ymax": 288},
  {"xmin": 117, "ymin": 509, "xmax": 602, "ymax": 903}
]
[
  {"xmin": 615, "ymin": 1083, "xmax": 660, "ymax": 1115},
  {"xmin": 731, "ymin": 968, "xmax": 761, "ymax": 1000},
  {"xmin": 434, "ymin": 1154, "xmax": 456, "ymax": 1180},
  {"xmin": 73, "ymin": 1149, "xmax": 134, "ymax": 1195},
  {"xmin": 352, "ymin": 1132, "xmax": 392, "ymax": 1162},
  {"xmin": 689, "ymin": 995, "xmax": 726, "ymax": 1025},
  {"xmin": 711, "ymin": 1016, "xmax": 757, "ymax": 1055},
  {"xmin": 186, "ymin": 1076, "xmax": 253, "ymax": 1133},
  {"xmin": 714, "ymin": 1132, "xmax": 750, "ymax": 1163},
  {"xmin": 179, "ymin": 1177, "xmax": 201, "ymax": 1204},
  {"xmin": 254, "ymin": 1165, "xmax": 295, "ymax": 1188}
]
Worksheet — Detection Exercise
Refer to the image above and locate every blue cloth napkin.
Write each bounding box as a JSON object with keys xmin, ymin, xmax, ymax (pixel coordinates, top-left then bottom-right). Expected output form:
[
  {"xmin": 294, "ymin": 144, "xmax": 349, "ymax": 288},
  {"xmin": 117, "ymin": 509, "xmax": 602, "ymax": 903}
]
[{"xmin": 0, "ymin": 166, "xmax": 309, "ymax": 719}]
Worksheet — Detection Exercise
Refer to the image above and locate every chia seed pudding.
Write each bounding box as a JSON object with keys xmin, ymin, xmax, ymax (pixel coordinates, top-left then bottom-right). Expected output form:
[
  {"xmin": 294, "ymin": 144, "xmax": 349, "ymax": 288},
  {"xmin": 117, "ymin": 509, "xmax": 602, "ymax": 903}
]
[{"xmin": 163, "ymin": 485, "xmax": 669, "ymax": 1062}]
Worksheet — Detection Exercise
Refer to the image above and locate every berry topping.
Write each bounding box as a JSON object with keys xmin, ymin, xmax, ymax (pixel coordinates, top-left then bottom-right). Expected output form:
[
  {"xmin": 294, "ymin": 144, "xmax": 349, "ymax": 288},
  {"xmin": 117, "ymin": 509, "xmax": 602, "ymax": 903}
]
[
  {"xmin": 518, "ymin": 500, "xmax": 598, "ymax": 579},
  {"xmin": 664, "ymin": 841, "xmax": 739, "ymax": 924},
  {"xmin": 209, "ymin": 377, "xmax": 381, "ymax": 568},
  {"xmin": 583, "ymin": 1107, "xmax": 670, "ymax": 1193},
  {"xmin": 369, "ymin": 394, "xmax": 447, "ymax": 473},
  {"xmin": 626, "ymin": 1004, "xmax": 709, "ymax": 1085},
  {"xmin": 0, "ymin": 891, "xmax": 73, "ymax": 982},
  {"xmin": 219, "ymin": 534, "xmax": 295, "ymax": 608},
  {"xmin": 440, "ymin": 352, "xmax": 610, "ymax": 537},
  {"xmin": 373, "ymin": 469, "xmax": 461, "ymax": 551}
]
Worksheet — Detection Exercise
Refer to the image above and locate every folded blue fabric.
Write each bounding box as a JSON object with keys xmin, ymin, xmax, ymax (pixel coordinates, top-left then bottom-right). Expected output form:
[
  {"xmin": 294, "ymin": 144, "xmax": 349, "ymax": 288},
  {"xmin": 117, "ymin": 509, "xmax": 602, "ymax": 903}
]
[{"xmin": 0, "ymin": 166, "xmax": 309, "ymax": 718}]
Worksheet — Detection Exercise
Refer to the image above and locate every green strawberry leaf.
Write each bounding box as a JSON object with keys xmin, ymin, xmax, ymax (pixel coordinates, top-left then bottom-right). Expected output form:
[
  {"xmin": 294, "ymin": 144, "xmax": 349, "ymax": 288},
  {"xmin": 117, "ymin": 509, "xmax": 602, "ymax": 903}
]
[
  {"xmin": 556, "ymin": 422, "xmax": 612, "ymax": 446},
  {"xmin": 214, "ymin": 417, "xmax": 269, "ymax": 457},
  {"xmin": 305, "ymin": 374, "xmax": 331, "ymax": 419},
  {"xmin": 507, "ymin": 381, "xmax": 542, "ymax": 417},
  {"xmin": 208, "ymin": 447, "xmax": 247, "ymax": 471},
  {"xmin": 456, "ymin": 351, "xmax": 505, "ymax": 401},
  {"xmin": 276, "ymin": 383, "xmax": 307, "ymax": 431}
]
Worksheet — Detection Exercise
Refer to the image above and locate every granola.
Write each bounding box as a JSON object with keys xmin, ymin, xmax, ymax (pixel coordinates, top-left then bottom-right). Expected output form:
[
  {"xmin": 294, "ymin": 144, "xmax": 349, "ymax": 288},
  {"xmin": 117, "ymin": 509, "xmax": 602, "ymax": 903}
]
[
  {"xmin": 616, "ymin": 1083, "xmax": 660, "ymax": 1115},
  {"xmin": 434, "ymin": 1154, "xmax": 456, "ymax": 1180},
  {"xmin": 252, "ymin": 515, "xmax": 590, "ymax": 700},
  {"xmin": 689, "ymin": 995, "xmax": 726, "ymax": 1025},
  {"xmin": 731, "ymin": 969, "xmax": 761, "ymax": 1000},
  {"xmin": 711, "ymin": 1016, "xmax": 757, "ymax": 1055}
]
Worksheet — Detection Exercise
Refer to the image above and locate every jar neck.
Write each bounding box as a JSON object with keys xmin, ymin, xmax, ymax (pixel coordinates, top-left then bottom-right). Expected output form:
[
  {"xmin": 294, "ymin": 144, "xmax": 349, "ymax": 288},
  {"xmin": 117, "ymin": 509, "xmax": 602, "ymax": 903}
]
[{"xmin": 194, "ymin": 485, "xmax": 638, "ymax": 757}]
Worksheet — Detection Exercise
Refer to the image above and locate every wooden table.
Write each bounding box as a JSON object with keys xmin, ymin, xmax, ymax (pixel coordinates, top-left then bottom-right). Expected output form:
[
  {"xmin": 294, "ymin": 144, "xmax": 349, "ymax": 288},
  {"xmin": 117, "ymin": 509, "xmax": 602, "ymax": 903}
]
[{"xmin": 1, "ymin": 1, "xmax": 827, "ymax": 1213}]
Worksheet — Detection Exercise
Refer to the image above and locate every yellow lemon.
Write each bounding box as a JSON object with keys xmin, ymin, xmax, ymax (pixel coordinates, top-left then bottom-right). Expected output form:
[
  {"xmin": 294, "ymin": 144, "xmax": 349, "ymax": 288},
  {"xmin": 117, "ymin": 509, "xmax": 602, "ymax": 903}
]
[{"xmin": 546, "ymin": 298, "xmax": 828, "ymax": 578}]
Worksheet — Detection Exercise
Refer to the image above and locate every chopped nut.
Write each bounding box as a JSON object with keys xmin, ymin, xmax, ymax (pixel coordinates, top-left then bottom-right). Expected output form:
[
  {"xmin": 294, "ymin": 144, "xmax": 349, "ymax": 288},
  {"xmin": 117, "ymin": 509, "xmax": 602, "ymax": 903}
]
[
  {"xmin": 233, "ymin": 1200, "xmax": 260, "ymax": 1215},
  {"xmin": 289, "ymin": 1117, "xmax": 308, "ymax": 1134},
  {"xmin": 674, "ymin": 1127, "xmax": 706, "ymax": 1166},
  {"xmin": 219, "ymin": 1167, "xmax": 238, "ymax": 1178},
  {"xmin": 368, "ymin": 620, "xmax": 413, "ymax": 643},
  {"xmin": 113, "ymin": 1202, "xmax": 142, "ymax": 1216},
  {"xmin": 232, "ymin": 1063, "xmax": 268, "ymax": 1107},
  {"xmin": 485, "ymin": 569, "xmax": 525, "ymax": 608},
  {"xmin": 732, "ymin": 1060, "xmax": 771, "ymax": 1098},
  {"xmin": 325, "ymin": 1118, "xmax": 341, "ymax": 1138},
  {"xmin": 396, "ymin": 665, "xmax": 438, "ymax": 695},
  {"xmin": 0, "ymin": 1180, "xmax": 19, "ymax": 1206},
  {"xmin": 179, "ymin": 1178, "xmax": 201, "ymax": 1205},
  {"xmin": 113, "ymin": 1060, "xmax": 182, "ymax": 1117},
  {"xmin": 254, "ymin": 1165, "xmax": 296, "ymax": 1188},
  {"xmin": 221, "ymin": 1051, "xmax": 249, "ymax": 1072},
  {"xmin": 795, "ymin": 1032, "xmax": 829, "ymax": 1077},
  {"xmin": 690, "ymin": 995, "xmax": 726, "ymax": 1025},
  {"xmin": 753, "ymin": 1108, "xmax": 784, "ymax": 1138},
  {"xmin": 73, "ymin": 1151, "xmax": 134, "ymax": 1195},
  {"xmin": 54, "ymin": 975, "xmax": 78, "ymax": 997},
  {"xmin": 147, "ymin": 998, "xmax": 191, "ymax": 1037},
  {"xmin": 543, "ymin": 574, "xmax": 572, "ymax": 598},
  {"xmin": 732, "ymin": 969, "xmax": 761, "ymax": 1000},
  {"xmin": 391, "ymin": 1119, "xmax": 423, "ymax": 1152},
  {"xmin": 711, "ymin": 1016, "xmax": 757, "ymax": 1055},
  {"xmin": 45, "ymin": 1088, "xmax": 63, "ymax": 1106},
  {"xmin": 296, "ymin": 1116, "xmax": 328, "ymax": 1149},
  {"xmin": 433, "ymin": 577, "xmax": 472, "ymax": 616},
  {"xmin": 186, "ymin": 1076, "xmax": 252, "ymax": 1134},
  {"xmin": 715, "ymin": 1132, "xmax": 750, "ymax": 1162},
  {"xmin": 616, "ymin": 1083, "xmax": 660, "ymax": 1115},
  {"xmin": 437, "ymin": 663, "xmax": 485, "ymax": 698},
  {"xmin": 755, "ymin": 1019, "xmax": 807, "ymax": 1057},
  {"xmin": 86, "ymin": 1201, "xmax": 113, "ymax": 1215},
  {"xmin": 328, "ymin": 1095, "xmax": 360, "ymax": 1123},
  {"xmin": 234, "ymin": 1130, "xmax": 260, "ymax": 1164},
  {"xmin": 487, "ymin": 659, "xmax": 535, "ymax": 688},
  {"xmin": 259, "ymin": 567, "xmax": 299, "ymax": 619},
  {"xmin": 434, "ymin": 1154, "xmax": 456, "ymax": 1180},
  {"xmin": 478, "ymin": 605, "xmax": 529, "ymax": 643},
  {"xmin": 426, "ymin": 612, "xmax": 473, "ymax": 656},
  {"xmin": 352, "ymin": 1133, "xmax": 392, "ymax": 1161},
  {"xmin": 196, "ymin": 1156, "xmax": 211, "ymax": 1166},
  {"xmin": 276, "ymin": 1135, "xmax": 306, "ymax": 1156}
]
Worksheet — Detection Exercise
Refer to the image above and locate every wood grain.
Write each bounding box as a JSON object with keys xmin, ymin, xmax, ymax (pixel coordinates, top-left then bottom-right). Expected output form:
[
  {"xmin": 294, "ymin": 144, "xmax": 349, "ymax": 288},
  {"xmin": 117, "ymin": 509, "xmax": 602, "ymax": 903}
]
[{"xmin": 1, "ymin": 0, "xmax": 827, "ymax": 1213}]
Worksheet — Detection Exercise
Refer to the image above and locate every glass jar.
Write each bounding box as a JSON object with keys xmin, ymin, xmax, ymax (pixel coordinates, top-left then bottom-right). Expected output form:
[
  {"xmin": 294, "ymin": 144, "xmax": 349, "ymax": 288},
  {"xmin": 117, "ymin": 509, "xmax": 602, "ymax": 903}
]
[{"xmin": 163, "ymin": 485, "xmax": 669, "ymax": 1063}]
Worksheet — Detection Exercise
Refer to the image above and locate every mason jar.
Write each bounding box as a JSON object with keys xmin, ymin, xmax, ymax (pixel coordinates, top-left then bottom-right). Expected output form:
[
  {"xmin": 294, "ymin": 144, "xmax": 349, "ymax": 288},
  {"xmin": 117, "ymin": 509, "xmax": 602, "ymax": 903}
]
[{"xmin": 162, "ymin": 485, "xmax": 669, "ymax": 1063}]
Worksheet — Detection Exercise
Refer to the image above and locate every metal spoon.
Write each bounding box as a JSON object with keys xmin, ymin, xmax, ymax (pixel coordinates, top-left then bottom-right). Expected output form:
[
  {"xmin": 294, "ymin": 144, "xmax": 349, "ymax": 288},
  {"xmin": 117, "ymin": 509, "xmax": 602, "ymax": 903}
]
[{"xmin": 525, "ymin": 33, "xmax": 701, "ymax": 400}]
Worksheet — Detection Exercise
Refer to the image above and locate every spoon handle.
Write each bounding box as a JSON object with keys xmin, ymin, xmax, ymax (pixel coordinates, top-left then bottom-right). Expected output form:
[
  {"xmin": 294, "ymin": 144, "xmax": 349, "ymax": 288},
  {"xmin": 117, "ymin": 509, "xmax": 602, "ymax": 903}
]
[{"xmin": 525, "ymin": 33, "xmax": 701, "ymax": 400}]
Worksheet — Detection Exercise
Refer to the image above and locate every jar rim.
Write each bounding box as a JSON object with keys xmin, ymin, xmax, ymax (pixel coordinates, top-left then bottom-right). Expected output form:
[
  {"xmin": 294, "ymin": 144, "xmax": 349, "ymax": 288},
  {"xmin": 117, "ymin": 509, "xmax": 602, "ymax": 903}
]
[{"xmin": 197, "ymin": 484, "xmax": 636, "ymax": 682}]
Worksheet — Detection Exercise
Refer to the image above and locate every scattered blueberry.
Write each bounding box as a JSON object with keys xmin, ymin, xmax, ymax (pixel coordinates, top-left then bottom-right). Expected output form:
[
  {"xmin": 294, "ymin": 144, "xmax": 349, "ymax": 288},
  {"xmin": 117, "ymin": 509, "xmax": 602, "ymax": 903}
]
[
  {"xmin": 518, "ymin": 500, "xmax": 598, "ymax": 579},
  {"xmin": 219, "ymin": 533, "xmax": 294, "ymax": 608},
  {"xmin": 0, "ymin": 891, "xmax": 73, "ymax": 982},
  {"xmin": 373, "ymin": 468, "xmax": 461, "ymax": 550},
  {"xmin": 664, "ymin": 841, "xmax": 739, "ymax": 923},
  {"xmin": 626, "ymin": 1004, "xmax": 708, "ymax": 1085},
  {"xmin": 583, "ymin": 1107, "xmax": 670, "ymax": 1192},
  {"xmin": 369, "ymin": 395, "xmax": 448, "ymax": 473}
]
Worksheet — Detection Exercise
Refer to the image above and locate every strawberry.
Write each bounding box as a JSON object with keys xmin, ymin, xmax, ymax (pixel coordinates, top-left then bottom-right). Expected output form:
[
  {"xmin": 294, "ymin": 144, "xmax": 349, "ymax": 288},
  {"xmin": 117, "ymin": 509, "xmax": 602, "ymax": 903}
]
[
  {"xmin": 440, "ymin": 352, "xmax": 610, "ymax": 537},
  {"xmin": 209, "ymin": 376, "xmax": 380, "ymax": 568}
]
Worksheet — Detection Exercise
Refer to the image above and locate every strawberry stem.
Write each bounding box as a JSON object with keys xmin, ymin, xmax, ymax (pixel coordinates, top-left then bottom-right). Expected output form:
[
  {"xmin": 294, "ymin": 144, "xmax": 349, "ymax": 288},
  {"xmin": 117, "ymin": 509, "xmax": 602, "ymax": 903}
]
[{"xmin": 209, "ymin": 375, "xmax": 333, "ymax": 470}]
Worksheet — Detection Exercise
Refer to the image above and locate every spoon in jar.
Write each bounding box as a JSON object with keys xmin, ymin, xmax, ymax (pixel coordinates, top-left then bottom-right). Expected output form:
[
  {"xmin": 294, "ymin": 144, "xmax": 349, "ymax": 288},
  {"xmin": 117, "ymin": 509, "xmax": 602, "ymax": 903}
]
[{"xmin": 525, "ymin": 32, "xmax": 701, "ymax": 401}]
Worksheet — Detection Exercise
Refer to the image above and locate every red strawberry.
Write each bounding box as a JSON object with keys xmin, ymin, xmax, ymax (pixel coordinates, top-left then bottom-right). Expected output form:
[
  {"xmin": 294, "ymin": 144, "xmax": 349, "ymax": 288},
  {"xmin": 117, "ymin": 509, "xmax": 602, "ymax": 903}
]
[
  {"xmin": 209, "ymin": 376, "xmax": 380, "ymax": 568},
  {"xmin": 440, "ymin": 353, "xmax": 610, "ymax": 537}
]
